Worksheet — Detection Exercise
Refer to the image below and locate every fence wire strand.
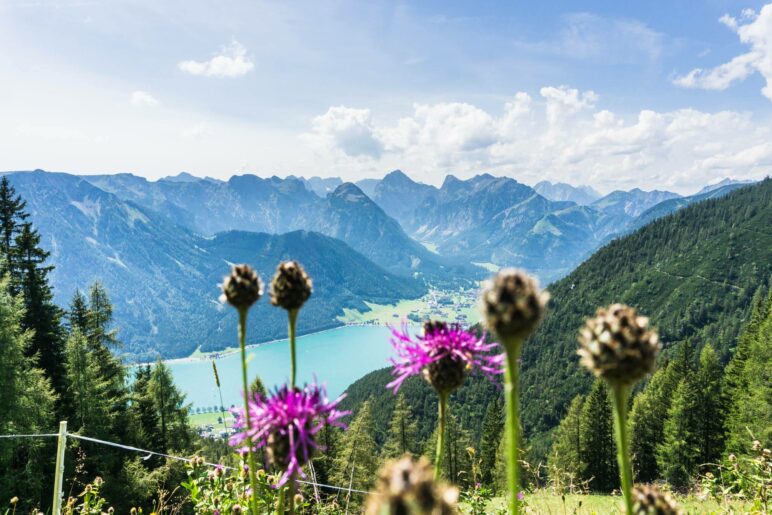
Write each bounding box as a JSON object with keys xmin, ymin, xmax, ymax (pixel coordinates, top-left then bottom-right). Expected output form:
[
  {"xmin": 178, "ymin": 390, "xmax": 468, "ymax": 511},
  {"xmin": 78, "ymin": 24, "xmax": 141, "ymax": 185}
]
[{"xmin": 1, "ymin": 431, "xmax": 373, "ymax": 496}]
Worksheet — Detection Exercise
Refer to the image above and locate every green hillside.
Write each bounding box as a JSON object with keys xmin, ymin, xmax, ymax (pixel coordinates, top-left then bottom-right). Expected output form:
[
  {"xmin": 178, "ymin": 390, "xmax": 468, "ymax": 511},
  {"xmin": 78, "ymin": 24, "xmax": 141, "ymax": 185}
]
[{"xmin": 520, "ymin": 179, "xmax": 771, "ymax": 450}]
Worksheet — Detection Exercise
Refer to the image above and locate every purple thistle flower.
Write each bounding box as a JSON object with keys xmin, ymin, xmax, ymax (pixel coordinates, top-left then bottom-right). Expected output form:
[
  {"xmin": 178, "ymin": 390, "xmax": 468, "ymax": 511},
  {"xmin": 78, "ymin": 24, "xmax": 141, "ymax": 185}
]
[
  {"xmin": 387, "ymin": 322, "xmax": 504, "ymax": 393},
  {"xmin": 229, "ymin": 383, "xmax": 349, "ymax": 486}
]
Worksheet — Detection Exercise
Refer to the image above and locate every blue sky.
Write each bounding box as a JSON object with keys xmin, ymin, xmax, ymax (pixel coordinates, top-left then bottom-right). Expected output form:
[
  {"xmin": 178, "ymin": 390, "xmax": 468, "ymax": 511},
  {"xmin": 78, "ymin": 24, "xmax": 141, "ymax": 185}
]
[{"xmin": 1, "ymin": 0, "xmax": 771, "ymax": 193}]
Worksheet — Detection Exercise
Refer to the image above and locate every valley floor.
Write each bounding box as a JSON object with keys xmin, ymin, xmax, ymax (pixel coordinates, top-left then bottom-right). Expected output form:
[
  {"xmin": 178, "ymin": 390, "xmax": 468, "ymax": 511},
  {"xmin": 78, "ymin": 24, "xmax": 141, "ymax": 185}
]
[{"xmin": 337, "ymin": 287, "xmax": 481, "ymax": 326}]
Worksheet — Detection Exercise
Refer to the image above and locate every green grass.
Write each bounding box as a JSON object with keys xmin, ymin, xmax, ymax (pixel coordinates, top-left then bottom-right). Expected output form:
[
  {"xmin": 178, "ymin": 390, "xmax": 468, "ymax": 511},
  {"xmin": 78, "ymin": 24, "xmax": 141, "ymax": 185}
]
[
  {"xmin": 188, "ymin": 411, "xmax": 232, "ymax": 428},
  {"xmin": 488, "ymin": 492, "xmax": 756, "ymax": 514}
]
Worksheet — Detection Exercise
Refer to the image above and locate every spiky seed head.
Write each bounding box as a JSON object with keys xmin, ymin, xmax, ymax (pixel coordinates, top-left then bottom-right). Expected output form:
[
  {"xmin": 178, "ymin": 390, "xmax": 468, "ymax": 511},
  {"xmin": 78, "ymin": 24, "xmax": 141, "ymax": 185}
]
[
  {"xmin": 365, "ymin": 455, "xmax": 459, "ymax": 515},
  {"xmin": 423, "ymin": 355, "xmax": 467, "ymax": 394},
  {"xmin": 270, "ymin": 261, "xmax": 313, "ymax": 311},
  {"xmin": 578, "ymin": 304, "xmax": 660, "ymax": 385},
  {"xmin": 231, "ymin": 505, "xmax": 242, "ymax": 515},
  {"xmin": 632, "ymin": 485, "xmax": 683, "ymax": 514},
  {"xmin": 420, "ymin": 321, "xmax": 467, "ymax": 393},
  {"xmin": 220, "ymin": 264, "xmax": 263, "ymax": 310},
  {"xmin": 480, "ymin": 269, "xmax": 549, "ymax": 343}
]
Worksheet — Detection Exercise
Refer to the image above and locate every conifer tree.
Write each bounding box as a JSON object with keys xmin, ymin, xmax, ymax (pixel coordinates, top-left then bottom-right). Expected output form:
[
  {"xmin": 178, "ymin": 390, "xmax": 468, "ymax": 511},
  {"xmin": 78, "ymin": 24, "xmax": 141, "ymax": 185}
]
[
  {"xmin": 0, "ymin": 276, "xmax": 55, "ymax": 504},
  {"xmin": 331, "ymin": 400, "xmax": 379, "ymax": 495},
  {"xmin": 724, "ymin": 285, "xmax": 772, "ymax": 454},
  {"xmin": 0, "ymin": 176, "xmax": 28, "ymax": 283},
  {"xmin": 578, "ymin": 380, "xmax": 618, "ymax": 492},
  {"xmin": 548, "ymin": 394, "xmax": 585, "ymax": 484},
  {"xmin": 657, "ymin": 376, "xmax": 701, "ymax": 490},
  {"xmin": 129, "ymin": 366, "xmax": 161, "ymax": 449},
  {"xmin": 148, "ymin": 359, "xmax": 191, "ymax": 451},
  {"xmin": 68, "ymin": 289, "xmax": 90, "ymax": 332},
  {"xmin": 479, "ymin": 396, "xmax": 504, "ymax": 487},
  {"xmin": 64, "ymin": 329, "xmax": 113, "ymax": 436},
  {"xmin": 382, "ymin": 392, "xmax": 418, "ymax": 459},
  {"xmin": 15, "ymin": 222, "xmax": 67, "ymax": 396},
  {"xmin": 695, "ymin": 343, "xmax": 725, "ymax": 467},
  {"xmin": 423, "ymin": 413, "xmax": 473, "ymax": 485},
  {"xmin": 629, "ymin": 343, "xmax": 689, "ymax": 482}
]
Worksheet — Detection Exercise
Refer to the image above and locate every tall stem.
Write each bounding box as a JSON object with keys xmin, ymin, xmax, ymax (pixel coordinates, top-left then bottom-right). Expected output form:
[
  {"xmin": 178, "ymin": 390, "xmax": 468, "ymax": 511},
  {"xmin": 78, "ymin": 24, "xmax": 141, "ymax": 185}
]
[
  {"xmin": 288, "ymin": 474, "xmax": 296, "ymax": 515},
  {"xmin": 239, "ymin": 309, "xmax": 260, "ymax": 515},
  {"xmin": 503, "ymin": 339, "xmax": 523, "ymax": 515},
  {"xmin": 434, "ymin": 391, "xmax": 449, "ymax": 481},
  {"xmin": 611, "ymin": 383, "xmax": 633, "ymax": 515},
  {"xmin": 276, "ymin": 486, "xmax": 285, "ymax": 515},
  {"xmin": 288, "ymin": 309, "xmax": 298, "ymax": 388}
]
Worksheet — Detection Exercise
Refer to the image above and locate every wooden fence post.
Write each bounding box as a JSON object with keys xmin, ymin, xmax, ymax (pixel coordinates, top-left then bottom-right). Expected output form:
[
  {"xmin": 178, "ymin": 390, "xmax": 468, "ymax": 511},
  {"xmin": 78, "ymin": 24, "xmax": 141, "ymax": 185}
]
[{"xmin": 52, "ymin": 421, "xmax": 67, "ymax": 515}]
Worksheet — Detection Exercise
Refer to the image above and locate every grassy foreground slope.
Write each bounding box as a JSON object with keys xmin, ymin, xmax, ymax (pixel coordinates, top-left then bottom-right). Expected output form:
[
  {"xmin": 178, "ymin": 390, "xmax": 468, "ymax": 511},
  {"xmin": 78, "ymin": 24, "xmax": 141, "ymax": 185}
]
[{"xmin": 521, "ymin": 179, "xmax": 771, "ymax": 447}]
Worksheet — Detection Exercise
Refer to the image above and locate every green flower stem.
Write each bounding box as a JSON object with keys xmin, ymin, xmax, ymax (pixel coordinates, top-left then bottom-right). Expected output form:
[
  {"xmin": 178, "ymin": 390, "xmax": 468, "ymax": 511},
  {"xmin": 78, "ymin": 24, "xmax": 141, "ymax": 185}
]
[
  {"xmin": 611, "ymin": 383, "xmax": 633, "ymax": 515},
  {"xmin": 276, "ymin": 485, "xmax": 285, "ymax": 515},
  {"xmin": 503, "ymin": 339, "xmax": 523, "ymax": 515},
  {"xmin": 434, "ymin": 391, "xmax": 449, "ymax": 481},
  {"xmin": 288, "ymin": 309, "xmax": 299, "ymax": 388},
  {"xmin": 238, "ymin": 309, "xmax": 260, "ymax": 515},
  {"xmin": 288, "ymin": 475, "xmax": 296, "ymax": 515}
]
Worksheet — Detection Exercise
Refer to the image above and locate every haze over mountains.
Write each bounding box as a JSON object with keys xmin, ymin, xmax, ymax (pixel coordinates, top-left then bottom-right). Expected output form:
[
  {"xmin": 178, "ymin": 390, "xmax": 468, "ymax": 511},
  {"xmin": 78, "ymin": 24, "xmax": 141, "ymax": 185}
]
[{"xmin": 1, "ymin": 168, "xmax": 758, "ymax": 359}]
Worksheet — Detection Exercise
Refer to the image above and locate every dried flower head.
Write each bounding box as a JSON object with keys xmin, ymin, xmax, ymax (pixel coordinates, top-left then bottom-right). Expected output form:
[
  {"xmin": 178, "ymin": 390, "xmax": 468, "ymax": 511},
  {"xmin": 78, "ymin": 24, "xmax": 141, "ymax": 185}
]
[
  {"xmin": 578, "ymin": 304, "xmax": 660, "ymax": 385},
  {"xmin": 229, "ymin": 383, "xmax": 348, "ymax": 486},
  {"xmin": 220, "ymin": 264, "xmax": 263, "ymax": 310},
  {"xmin": 387, "ymin": 322, "xmax": 503, "ymax": 394},
  {"xmin": 632, "ymin": 485, "xmax": 683, "ymax": 514},
  {"xmin": 270, "ymin": 261, "xmax": 313, "ymax": 311},
  {"xmin": 10, "ymin": 497, "xmax": 18, "ymax": 505},
  {"xmin": 365, "ymin": 455, "xmax": 459, "ymax": 515},
  {"xmin": 480, "ymin": 269, "xmax": 549, "ymax": 343}
]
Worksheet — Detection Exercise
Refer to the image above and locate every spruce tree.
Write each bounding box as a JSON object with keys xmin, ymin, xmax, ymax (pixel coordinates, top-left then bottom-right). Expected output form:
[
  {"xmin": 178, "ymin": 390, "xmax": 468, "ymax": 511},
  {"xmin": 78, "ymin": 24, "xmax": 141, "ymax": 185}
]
[
  {"xmin": 382, "ymin": 392, "xmax": 418, "ymax": 459},
  {"xmin": 68, "ymin": 289, "xmax": 90, "ymax": 332},
  {"xmin": 479, "ymin": 396, "xmax": 504, "ymax": 487},
  {"xmin": 15, "ymin": 222, "xmax": 67, "ymax": 396},
  {"xmin": 148, "ymin": 359, "xmax": 191, "ymax": 451},
  {"xmin": 129, "ymin": 366, "xmax": 161, "ymax": 449},
  {"xmin": 548, "ymin": 394, "xmax": 585, "ymax": 485},
  {"xmin": 423, "ymin": 413, "xmax": 473, "ymax": 485},
  {"xmin": 0, "ymin": 276, "xmax": 55, "ymax": 505},
  {"xmin": 657, "ymin": 376, "xmax": 701, "ymax": 490},
  {"xmin": 0, "ymin": 176, "xmax": 28, "ymax": 283},
  {"xmin": 331, "ymin": 400, "xmax": 379, "ymax": 495},
  {"xmin": 629, "ymin": 343, "xmax": 689, "ymax": 482},
  {"xmin": 724, "ymin": 286, "xmax": 772, "ymax": 453},
  {"xmin": 695, "ymin": 343, "xmax": 725, "ymax": 467},
  {"xmin": 64, "ymin": 329, "xmax": 112, "ymax": 436},
  {"xmin": 578, "ymin": 380, "xmax": 618, "ymax": 492}
]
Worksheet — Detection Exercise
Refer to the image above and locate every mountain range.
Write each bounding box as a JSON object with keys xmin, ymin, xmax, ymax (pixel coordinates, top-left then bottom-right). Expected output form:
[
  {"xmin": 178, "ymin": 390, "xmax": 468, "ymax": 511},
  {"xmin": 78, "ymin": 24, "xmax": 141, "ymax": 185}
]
[
  {"xmin": 5, "ymin": 171, "xmax": 424, "ymax": 361},
  {"xmin": 2, "ymin": 168, "xmax": 759, "ymax": 359}
]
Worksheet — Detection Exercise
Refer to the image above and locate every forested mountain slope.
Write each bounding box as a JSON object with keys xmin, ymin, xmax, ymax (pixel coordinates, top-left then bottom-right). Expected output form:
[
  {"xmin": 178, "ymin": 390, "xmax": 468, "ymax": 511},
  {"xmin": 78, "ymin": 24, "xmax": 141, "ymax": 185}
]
[{"xmin": 520, "ymin": 179, "xmax": 771, "ymax": 441}]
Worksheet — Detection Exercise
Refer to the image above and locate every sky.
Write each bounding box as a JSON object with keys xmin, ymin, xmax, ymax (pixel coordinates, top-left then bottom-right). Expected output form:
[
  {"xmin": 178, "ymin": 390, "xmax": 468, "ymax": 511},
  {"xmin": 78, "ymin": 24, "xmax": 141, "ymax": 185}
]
[{"xmin": 1, "ymin": 0, "xmax": 772, "ymax": 194}]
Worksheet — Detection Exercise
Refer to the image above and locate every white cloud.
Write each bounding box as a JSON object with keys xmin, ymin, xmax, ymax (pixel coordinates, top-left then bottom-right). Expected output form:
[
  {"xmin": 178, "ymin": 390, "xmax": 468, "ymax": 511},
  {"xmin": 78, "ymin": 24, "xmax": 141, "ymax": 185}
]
[
  {"xmin": 674, "ymin": 4, "xmax": 772, "ymax": 101},
  {"xmin": 130, "ymin": 90, "xmax": 160, "ymax": 107},
  {"xmin": 540, "ymin": 86, "xmax": 598, "ymax": 125},
  {"xmin": 304, "ymin": 86, "xmax": 772, "ymax": 192},
  {"xmin": 178, "ymin": 40, "xmax": 254, "ymax": 78},
  {"xmin": 306, "ymin": 106, "xmax": 383, "ymax": 158}
]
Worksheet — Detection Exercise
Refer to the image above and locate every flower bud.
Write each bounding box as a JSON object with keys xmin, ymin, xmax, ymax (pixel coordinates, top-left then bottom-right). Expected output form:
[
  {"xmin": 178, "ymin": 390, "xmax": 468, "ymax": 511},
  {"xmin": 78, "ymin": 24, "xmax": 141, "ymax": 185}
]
[
  {"xmin": 480, "ymin": 269, "xmax": 548, "ymax": 343},
  {"xmin": 220, "ymin": 264, "xmax": 263, "ymax": 310},
  {"xmin": 270, "ymin": 261, "xmax": 312, "ymax": 311},
  {"xmin": 578, "ymin": 304, "xmax": 659, "ymax": 385},
  {"xmin": 632, "ymin": 484, "xmax": 682, "ymax": 514},
  {"xmin": 366, "ymin": 455, "xmax": 459, "ymax": 515}
]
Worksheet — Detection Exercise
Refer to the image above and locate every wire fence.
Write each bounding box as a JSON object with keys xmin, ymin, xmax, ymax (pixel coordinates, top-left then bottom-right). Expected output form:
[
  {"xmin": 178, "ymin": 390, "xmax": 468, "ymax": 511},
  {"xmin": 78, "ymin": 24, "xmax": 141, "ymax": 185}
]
[{"xmin": 1, "ymin": 423, "xmax": 373, "ymax": 514}]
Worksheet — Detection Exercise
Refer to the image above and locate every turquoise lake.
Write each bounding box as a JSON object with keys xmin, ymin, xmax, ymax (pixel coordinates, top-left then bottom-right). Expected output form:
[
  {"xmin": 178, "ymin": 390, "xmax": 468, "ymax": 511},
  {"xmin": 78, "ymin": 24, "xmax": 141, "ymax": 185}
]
[{"xmin": 166, "ymin": 325, "xmax": 395, "ymax": 410}]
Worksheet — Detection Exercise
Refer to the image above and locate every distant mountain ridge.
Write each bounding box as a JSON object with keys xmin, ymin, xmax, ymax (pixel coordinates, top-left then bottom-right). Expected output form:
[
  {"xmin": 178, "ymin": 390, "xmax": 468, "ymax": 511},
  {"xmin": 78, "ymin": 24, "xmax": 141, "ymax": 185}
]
[
  {"xmin": 534, "ymin": 180, "xmax": 601, "ymax": 205},
  {"xmin": 6, "ymin": 170, "xmax": 425, "ymax": 361},
  {"xmin": 84, "ymin": 172, "xmax": 476, "ymax": 283}
]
